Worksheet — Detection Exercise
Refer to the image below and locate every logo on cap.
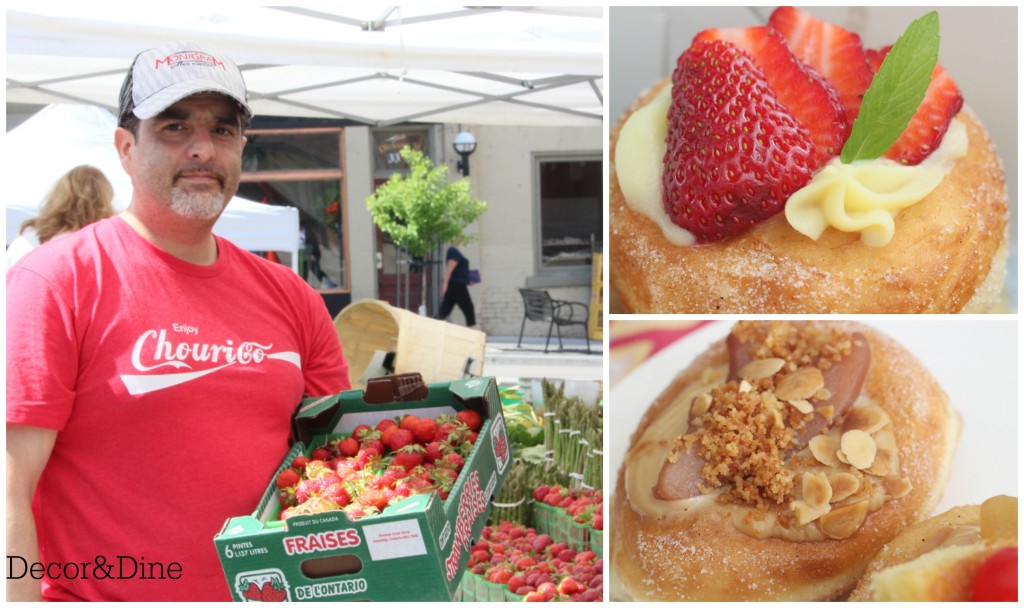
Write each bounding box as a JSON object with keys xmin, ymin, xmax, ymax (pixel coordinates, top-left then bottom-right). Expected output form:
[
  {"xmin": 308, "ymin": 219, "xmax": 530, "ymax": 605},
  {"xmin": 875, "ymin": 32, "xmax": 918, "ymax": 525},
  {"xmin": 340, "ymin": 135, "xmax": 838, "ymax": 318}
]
[{"xmin": 154, "ymin": 51, "xmax": 227, "ymax": 71}]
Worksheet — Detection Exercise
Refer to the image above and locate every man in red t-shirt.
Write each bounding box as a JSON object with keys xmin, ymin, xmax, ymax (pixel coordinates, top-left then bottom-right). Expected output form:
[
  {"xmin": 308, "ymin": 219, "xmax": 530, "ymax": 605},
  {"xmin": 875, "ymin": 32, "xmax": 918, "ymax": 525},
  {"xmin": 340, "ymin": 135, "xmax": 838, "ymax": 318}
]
[{"xmin": 6, "ymin": 41, "xmax": 351, "ymax": 601}]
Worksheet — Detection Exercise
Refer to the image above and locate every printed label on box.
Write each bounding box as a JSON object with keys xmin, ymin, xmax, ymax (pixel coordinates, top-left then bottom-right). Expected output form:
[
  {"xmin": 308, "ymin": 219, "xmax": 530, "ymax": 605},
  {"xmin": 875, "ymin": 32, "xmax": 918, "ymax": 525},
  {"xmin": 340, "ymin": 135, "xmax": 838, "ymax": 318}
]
[
  {"xmin": 234, "ymin": 568, "xmax": 290, "ymax": 602},
  {"xmin": 362, "ymin": 519, "xmax": 427, "ymax": 561}
]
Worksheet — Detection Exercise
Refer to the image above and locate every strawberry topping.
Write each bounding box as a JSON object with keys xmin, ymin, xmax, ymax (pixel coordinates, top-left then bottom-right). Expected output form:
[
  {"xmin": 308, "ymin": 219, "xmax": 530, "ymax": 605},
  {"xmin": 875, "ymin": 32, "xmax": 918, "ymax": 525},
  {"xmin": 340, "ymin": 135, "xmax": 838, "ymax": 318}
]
[
  {"xmin": 694, "ymin": 26, "xmax": 849, "ymax": 166},
  {"xmin": 768, "ymin": 6, "xmax": 874, "ymax": 126},
  {"xmin": 657, "ymin": 8, "xmax": 965, "ymax": 241},
  {"xmin": 865, "ymin": 46, "xmax": 964, "ymax": 165},
  {"xmin": 663, "ymin": 39, "xmax": 818, "ymax": 243}
]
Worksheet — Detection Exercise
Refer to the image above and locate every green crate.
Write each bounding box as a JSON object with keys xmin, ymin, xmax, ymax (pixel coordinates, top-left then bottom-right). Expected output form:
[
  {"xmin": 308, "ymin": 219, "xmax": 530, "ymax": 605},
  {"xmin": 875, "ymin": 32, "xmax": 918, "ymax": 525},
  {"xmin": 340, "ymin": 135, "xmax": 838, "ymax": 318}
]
[
  {"xmin": 590, "ymin": 529, "xmax": 603, "ymax": 558},
  {"xmin": 567, "ymin": 519, "xmax": 590, "ymax": 551}
]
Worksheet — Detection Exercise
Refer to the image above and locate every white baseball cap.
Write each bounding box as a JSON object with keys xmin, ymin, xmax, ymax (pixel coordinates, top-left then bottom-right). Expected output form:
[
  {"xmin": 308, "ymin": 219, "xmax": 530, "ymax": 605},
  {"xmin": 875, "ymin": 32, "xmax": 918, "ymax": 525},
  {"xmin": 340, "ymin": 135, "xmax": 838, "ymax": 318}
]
[{"xmin": 118, "ymin": 40, "xmax": 253, "ymax": 126}]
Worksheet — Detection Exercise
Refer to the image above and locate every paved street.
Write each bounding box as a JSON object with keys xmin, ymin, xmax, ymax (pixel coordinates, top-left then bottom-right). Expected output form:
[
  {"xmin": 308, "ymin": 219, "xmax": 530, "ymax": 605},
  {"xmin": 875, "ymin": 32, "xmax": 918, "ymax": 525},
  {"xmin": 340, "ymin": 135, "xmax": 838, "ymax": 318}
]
[{"xmin": 482, "ymin": 335, "xmax": 603, "ymax": 383}]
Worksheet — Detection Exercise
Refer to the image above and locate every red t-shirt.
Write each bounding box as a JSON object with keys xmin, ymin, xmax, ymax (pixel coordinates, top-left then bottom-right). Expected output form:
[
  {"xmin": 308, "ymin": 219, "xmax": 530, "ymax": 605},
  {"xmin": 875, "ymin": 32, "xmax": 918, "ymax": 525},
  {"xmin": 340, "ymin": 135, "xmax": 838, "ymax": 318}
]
[{"xmin": 6, "ymin": 216, "xmax": 351, "ymax": 600}]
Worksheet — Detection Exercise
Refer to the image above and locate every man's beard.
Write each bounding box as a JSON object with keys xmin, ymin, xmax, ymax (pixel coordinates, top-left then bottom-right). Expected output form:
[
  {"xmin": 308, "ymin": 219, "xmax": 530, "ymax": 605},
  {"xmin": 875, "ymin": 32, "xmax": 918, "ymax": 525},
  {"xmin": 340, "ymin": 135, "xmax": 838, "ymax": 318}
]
[{"xmin": 170, "ymin": 186, "xmax": 228, "ymax": 220}]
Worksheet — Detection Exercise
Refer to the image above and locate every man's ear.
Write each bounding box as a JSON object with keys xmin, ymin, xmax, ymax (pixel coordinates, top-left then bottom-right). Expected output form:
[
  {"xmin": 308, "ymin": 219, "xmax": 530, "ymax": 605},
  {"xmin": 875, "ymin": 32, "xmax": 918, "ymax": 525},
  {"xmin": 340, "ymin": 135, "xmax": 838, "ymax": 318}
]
[{"xmin": 114, "ymin": 127, "xmax": 135, "ymax": 171}]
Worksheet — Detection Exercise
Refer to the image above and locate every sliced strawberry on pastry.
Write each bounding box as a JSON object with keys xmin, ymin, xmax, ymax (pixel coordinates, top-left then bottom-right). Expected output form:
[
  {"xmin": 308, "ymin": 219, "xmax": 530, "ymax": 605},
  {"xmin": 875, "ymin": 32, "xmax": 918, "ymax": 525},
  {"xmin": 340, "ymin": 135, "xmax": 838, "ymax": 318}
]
[
  {"xmin": 866, "ymin": 46, "xmax": 964, "ymax": 165},
  {"xmin": 694, "ymin": 26, "xmax": 849, "ymax": 167},
  {"xmin": 768, "ymin": 6, "xmax": 874, "ymax": 127},
  {"xmin": 662, "ymin": 36, "xmax": 825, "ymax": 243}
]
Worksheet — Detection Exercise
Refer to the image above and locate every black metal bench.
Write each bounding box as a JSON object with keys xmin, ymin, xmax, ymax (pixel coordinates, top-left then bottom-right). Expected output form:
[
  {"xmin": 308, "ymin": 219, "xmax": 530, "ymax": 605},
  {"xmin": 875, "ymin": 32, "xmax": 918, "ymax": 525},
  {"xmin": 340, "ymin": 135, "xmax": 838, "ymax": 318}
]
[{"xmin": 517, "ymin": 288, "xmax": 591, "ymax": 353}]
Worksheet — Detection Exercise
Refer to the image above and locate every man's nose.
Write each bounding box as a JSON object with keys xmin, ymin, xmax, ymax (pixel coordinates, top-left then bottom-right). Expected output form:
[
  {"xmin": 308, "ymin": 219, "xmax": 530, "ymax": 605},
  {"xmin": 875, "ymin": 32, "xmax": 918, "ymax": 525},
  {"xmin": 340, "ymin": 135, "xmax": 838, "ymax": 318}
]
[{"xmin": 186, "ymin": 130, "xmax": 216, "ymax": 160}]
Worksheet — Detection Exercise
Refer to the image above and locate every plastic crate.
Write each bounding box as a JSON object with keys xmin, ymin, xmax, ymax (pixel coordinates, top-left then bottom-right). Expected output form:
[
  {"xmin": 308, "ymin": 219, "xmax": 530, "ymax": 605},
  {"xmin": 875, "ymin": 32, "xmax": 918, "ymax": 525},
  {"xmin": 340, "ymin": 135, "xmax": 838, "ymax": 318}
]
[{"xmin": 590, "ymin": 529, "xmax": 604, "ymax": 558}]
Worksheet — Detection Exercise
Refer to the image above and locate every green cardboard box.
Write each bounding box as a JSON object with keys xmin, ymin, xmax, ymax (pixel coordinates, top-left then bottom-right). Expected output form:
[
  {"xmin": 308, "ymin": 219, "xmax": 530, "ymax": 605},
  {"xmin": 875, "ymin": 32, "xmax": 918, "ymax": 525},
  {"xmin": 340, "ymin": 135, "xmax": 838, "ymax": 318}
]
[{"xmin": 214, "ymin": 375, "xmax": 511, "ymax": 602}]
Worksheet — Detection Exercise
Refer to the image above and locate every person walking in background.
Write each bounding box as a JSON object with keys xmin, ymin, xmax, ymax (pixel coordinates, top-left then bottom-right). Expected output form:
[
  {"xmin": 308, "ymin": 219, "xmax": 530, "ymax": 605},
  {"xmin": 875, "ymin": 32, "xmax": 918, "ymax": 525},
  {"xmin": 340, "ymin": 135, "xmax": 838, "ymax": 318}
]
[
  {"xmin": 301, "ymin": 221, "xmax": 337, "ymax": 288},
  {"xmin": 6, "ymin": 40, "xmax": 350, "ymax": 601},
  {"xmin": 5, "ymin": 165, "xmax": 115, "ymax": 271},
  {"xmin": 438, "ymin": 240, "xmax": 477, "ymax": 328}
]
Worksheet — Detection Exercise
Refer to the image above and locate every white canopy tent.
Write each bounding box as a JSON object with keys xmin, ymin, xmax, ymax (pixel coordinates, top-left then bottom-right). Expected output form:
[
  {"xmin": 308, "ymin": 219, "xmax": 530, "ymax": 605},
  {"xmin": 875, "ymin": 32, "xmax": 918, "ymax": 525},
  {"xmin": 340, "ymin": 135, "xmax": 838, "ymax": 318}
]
[
  {"xmin": 6, "ymin": 5, "xmax": 603, "ymax": 127},
  {"xmin": 5, "ymin": 103, "xmax": 301, "ymax": 270}
]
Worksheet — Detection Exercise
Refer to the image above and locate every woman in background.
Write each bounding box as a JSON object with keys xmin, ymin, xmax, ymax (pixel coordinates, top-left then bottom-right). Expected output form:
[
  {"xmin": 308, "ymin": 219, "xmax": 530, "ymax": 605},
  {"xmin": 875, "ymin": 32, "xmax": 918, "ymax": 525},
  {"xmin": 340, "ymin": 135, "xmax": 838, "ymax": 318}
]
[
  {"xmin": 6, "ymin": 165, "xmax": 115, "ymax": 271},
  {"xmin": 438, "ymin": 240, "xmax": 477, "ymax": 329}
]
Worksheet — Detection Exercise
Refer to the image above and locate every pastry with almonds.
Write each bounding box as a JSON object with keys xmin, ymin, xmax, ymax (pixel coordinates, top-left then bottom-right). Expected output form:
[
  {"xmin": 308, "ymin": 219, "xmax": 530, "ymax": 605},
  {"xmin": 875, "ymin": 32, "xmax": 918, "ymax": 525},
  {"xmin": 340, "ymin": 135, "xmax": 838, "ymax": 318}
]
[
  {"xmin": 610, "ymin": 321, "xmax": 961, "ymax": 601},
  {"xmin": 610, "ymin": 7, "xmax": 1008, "ymax": 313},
  {"xmin": 849, "ymin": 495, "xmax": 1018, "ymax": 601}
]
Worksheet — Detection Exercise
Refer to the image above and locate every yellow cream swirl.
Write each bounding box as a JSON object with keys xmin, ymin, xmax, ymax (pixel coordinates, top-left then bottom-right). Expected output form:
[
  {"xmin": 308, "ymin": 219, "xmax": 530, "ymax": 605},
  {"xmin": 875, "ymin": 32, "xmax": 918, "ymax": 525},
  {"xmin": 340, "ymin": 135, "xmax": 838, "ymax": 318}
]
[{"xmin": 785, "ymin": 118, "xmax": 968, "ymax": 246}]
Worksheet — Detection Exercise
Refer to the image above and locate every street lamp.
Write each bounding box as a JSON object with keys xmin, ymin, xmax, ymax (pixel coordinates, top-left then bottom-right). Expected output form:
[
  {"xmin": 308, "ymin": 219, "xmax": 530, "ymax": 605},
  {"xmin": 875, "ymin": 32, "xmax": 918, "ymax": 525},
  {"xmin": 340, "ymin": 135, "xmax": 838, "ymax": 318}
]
[{"xmin": 453, "ymin": 131, "xmax": 477, "ymax": 177}]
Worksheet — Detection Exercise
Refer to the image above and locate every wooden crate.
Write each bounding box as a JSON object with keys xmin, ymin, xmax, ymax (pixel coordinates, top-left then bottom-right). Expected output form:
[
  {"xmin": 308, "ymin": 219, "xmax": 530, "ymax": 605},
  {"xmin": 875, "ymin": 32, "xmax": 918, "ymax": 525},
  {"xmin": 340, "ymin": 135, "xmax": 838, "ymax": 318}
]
[{"xmin": 334, "ymin": 299, "xmax": 486, "ymax": 388}]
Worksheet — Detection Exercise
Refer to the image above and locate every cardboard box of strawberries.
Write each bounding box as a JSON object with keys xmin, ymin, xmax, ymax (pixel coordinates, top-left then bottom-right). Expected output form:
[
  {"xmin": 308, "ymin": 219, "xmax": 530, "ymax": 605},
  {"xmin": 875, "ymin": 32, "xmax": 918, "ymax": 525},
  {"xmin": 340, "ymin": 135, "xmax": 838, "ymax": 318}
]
[{"xmin": 214, "ymin": 374, "xmax": 511, "ymax": 602}]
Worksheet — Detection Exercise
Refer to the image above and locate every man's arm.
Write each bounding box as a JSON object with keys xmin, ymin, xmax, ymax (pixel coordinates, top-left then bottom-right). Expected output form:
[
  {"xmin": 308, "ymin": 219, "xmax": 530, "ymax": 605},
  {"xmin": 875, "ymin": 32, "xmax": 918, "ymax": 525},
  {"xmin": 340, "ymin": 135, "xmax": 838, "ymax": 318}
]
[{"xmin": 6, "ymin": 423, "xmax": 57, "ymax": 601}]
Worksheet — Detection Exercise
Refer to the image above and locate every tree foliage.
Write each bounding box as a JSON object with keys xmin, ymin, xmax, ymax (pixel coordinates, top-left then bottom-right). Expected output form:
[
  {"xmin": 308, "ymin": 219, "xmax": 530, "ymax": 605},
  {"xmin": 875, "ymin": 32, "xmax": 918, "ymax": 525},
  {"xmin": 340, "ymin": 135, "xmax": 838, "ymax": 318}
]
[{"xmin": 366, "ymin": 146, "xmax": 487, "ymax": 257}]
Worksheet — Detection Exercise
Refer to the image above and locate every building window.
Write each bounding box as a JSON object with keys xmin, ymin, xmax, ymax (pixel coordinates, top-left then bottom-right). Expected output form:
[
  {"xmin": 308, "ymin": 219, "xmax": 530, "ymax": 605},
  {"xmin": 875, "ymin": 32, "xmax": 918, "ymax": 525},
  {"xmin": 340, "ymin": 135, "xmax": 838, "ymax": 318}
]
[
  {"xmin": 239, "ymin": 128, "xmax": 348, "ymax": 290},
  {"xmin": 535, "ymin": 153, "xmax": 602, "ymax": 272}
]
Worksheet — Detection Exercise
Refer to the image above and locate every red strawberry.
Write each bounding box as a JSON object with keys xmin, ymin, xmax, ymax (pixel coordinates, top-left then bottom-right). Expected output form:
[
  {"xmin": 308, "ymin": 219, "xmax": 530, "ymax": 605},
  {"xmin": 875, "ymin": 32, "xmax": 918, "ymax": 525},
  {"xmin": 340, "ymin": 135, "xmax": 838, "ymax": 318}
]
[
  {"xmin": 399, "ymin": 414, "xmax": 421, "ymax": 432},
  {"xmin": 375, "ymin": 418, "xmax": 398, "ymax": 432},
  {"xmin": 360, "ymin": 489, "xmax": 389, "ymax": 511},
  {"xmin": 865, "ymin": 45, "xmax": 963, "ymax": 165},
  {"xmin": 352, "ymin": 424, "xmax": 372, "ymax": 440},
  {"xmin": 424, "ymin": 441, "xmax": 446, "ymax": 464},
  {"xmin": 261, "ymin": 581, "xmax": 286, "ymax": 602},
  {"xmin": 456, "ymin": 409, "xmax": 483, "ymax": 432},
  {"xmin": 694, "ymin": 26, "xmax": 848, "ymax": 166},
  {"xmin": 276, "ymin": 468, "xmax": 300, "ymax": 489},
  {"xmin": 388, "ymin": 428, "xmax": 415, "ymax": 452},
  {"xmin": 412, "ymin": 418, "xmax": 438, "ymax": 444},
  {"xmin": 337, "ymin": 436, "xmax": 359, "ymax": 458},
  {"xmin": 393, "ymin": 444, "xmax": 426, "ymax": 470},
  {"xmin": 663, "ymin": 38, "xmax": 818, "ymax": 242},
  {"xmin": 380, "ymin": 424, "xmax": 400, "ymax": 448},
  {"xmin": 441, "ymin": 452, "xmax": 465, "ymax": 471},
  {"xmin": 310, "ymin": 447, "xmax": 331, "ymax": 462},
  {"xmin": 768, "ymin": 6, "xmax": 874, "ymax": 125},
  {"xmin": 320, "ymin": 483, "xmax": 351, "ymax": 508},
  {"xmin": 241, "ymin": 581, "xmax": 262, "ymax": 601},
  {"xmin": 435, "ymin": 421, "xmax": 460, "ymax": 442},
  {"xmin": 290, "ymin": 456, "xmax": 309, "ymax": 472}
]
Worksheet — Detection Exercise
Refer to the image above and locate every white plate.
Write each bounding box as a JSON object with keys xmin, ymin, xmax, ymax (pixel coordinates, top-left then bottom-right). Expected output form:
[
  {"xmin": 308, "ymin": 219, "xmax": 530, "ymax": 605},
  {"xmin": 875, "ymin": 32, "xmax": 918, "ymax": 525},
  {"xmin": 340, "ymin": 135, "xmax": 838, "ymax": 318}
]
[{"xmin": 608, "ymin": 320, "xmax": 1018, "ymax": 515}]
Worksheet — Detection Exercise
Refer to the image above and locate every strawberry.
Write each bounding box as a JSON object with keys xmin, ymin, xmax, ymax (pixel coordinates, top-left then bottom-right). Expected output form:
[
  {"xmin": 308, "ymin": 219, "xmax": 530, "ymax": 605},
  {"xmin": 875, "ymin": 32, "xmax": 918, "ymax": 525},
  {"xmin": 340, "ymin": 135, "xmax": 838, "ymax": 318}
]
[
  {"xmin": 359, "ymin": 488, "xmax": 389, "ymax": 511},
  {"xmin": 241, "ymin": 581, "xmax": 262, "ymax": 601},
  {"xmin": 441, "ymin": 452, "xmax": 465, "ymax": 470},
  {"xmin": 320, "ymin": 483, "xmax": 351, "ymax": 508},
  {"xmin": 393, "ymin": 444, "xmax": 426, "ymax": 470},
  {"xmin": 290, "ymin": 456, "xmax": 309, "ymax": 472},
  {"xmin": 352, "ymin": 424, "xmax": 373, "ymax": 440},
  {"xmin": 275, "ymin": 468, "xmax": 300, "ymax": 489},
  {"xmin": 424, "ymin": 441, "xmax": 446, "ymax": 464},
  {"xmin": 310, "ymin": 446, "xmax": 331, "ymax": 462},
  {"xmin": 261, "ymin": 581, "xmax": 286, "ymax": 602},
  {"xmin": 768, "ymin": 6, "xmax": 874, "ymax": 125},
  {"xmin": 375, "ymin": 418, "xmax": 398, "ymax": 432},
  {"xmin": 694, "ymin": 26, "xmax": 848, "ymax": 166},
  {"xmin": 380, "ymin": 424, "xmax": 400, "ymax": 449},
  {"xmin": 435, "ymin": 421, "xmax": 460, "ymax": 442},
  {"xmin": 412, "ymin": 418, "xmax": 438, "ymax": 444},
  {"xmin": 663, "ymin": 38, "xmax": 819, "ymax": 242},
  {"xmin": 456, "ymin": 409, "xmax": 483, "ymax": 432},
  {"xmin": 337, "ymin": 436, "xmax": 359, "ymax": 458},
  {"xmin": 399, "ymin": 414, "xmax": 421, "ymax": 432},
  {"xmin": 865, "ymin": 45, "xmax": 963, "ymax": 165},
  {"xmin": 387, "ymin": 428, "xmax": 414, "ymax": 452}
]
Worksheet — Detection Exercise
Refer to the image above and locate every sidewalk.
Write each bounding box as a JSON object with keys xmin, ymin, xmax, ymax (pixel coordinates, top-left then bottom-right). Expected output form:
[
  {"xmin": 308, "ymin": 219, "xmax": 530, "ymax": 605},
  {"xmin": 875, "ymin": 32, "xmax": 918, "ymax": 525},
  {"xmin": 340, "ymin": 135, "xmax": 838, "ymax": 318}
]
[{"xmin": 481, "ymin": 335, "xmax": 603, "ymax": 382}]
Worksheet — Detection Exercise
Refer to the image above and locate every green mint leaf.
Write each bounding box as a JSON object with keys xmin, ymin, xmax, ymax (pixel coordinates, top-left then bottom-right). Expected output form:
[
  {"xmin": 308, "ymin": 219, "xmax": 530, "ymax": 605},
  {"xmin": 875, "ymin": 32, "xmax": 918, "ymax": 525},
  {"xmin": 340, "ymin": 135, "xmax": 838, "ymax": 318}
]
[{"xmin": 840, "ymin": 11, "xmax": 940, "ymax": 163}]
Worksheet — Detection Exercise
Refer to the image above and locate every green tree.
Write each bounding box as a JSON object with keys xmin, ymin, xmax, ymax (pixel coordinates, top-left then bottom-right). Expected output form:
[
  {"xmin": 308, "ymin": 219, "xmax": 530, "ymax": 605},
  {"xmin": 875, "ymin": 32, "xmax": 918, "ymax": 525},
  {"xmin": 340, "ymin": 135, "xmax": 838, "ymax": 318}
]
[{"xmin": 366, "ymin": 146, "xmax": 487, "ymax": 310}]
